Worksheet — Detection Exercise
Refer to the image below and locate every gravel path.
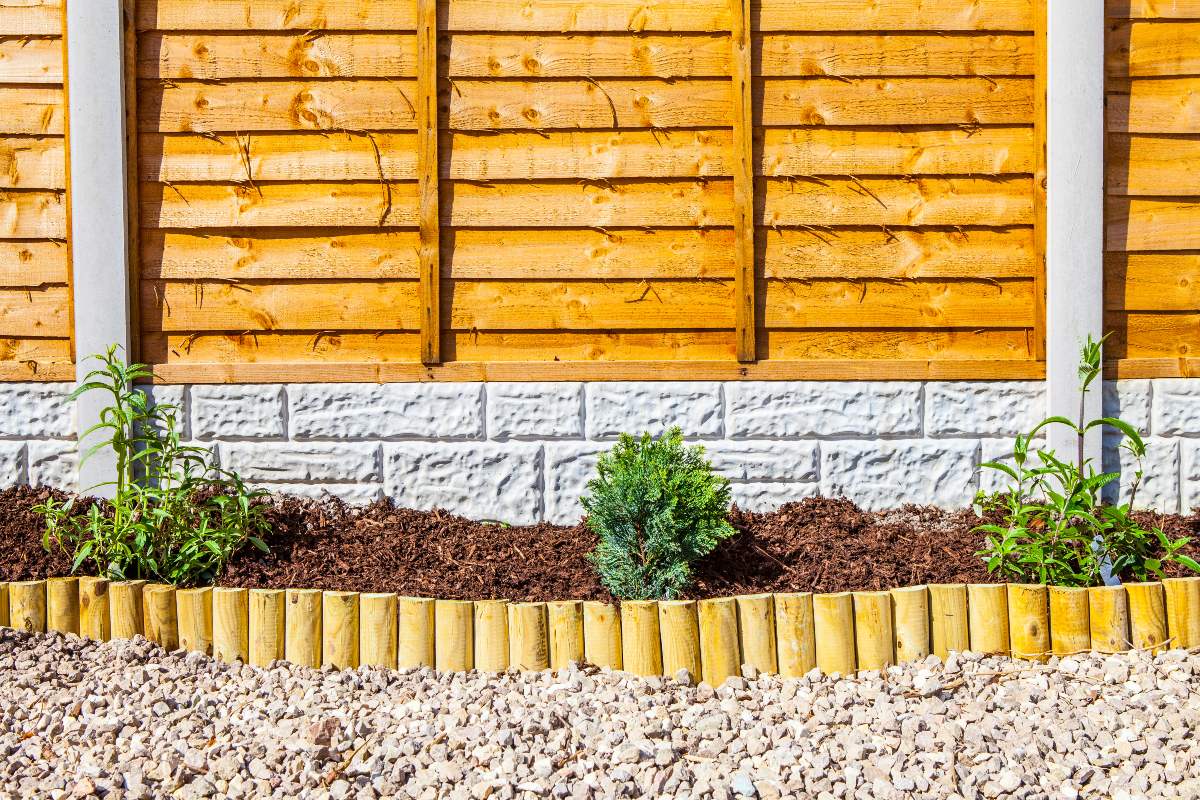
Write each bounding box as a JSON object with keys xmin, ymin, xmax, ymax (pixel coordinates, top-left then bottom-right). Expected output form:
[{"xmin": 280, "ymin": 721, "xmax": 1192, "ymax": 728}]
[{"xmin": 1, "ymin": 629, "xmax": 1198, "ymax": 799}]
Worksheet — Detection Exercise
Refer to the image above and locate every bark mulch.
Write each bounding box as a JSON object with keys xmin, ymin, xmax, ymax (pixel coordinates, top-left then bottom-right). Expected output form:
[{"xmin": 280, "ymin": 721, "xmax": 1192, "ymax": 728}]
[{"xmin": 2, "ymin": 486, "xmax": 1198, "ymax": 602}]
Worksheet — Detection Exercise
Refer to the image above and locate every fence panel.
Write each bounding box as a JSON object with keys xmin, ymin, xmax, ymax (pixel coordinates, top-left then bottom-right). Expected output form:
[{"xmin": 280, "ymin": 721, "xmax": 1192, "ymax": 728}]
[
  {"xmin": 130, "ymin": 0, "xmax": 1044, "ymax": 382},
  {"xmin": 0, "ymin": 0, "xmax": 72, "ymax": 381},
  {"xmin": 1105, "ymin": 2, "xmax": 1200, "ymax": 378}
]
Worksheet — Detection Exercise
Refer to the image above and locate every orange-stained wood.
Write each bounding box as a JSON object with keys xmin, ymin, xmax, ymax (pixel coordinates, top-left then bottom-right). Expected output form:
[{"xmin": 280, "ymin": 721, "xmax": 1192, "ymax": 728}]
[
  {"xmin": 730, "ymin": 0, "xmax": 755, "ymax": 362},
  {"xmin": 417, "ymin": 0, "xmax": 440, "ymax": 364}
]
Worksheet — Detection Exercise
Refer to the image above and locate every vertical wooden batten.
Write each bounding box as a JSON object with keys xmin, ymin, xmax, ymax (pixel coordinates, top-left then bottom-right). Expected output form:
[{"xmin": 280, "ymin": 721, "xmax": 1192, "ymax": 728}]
[
  {"xmin": 416, "ymin": 0, "xmax": 441, "ymax": 365},
  {"xmin": 729, "ymin": 0, "xmax": 756, "ymax": 362}
]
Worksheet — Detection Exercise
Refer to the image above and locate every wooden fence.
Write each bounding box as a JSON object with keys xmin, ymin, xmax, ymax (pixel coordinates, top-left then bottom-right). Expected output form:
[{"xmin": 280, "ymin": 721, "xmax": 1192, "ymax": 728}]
[
  {"xmin": 0, "ymin": 1, "xmax": 71, "ymax": 381},
  {"xmin": 6, "ymin": 576, "xmax": 1200, "ymax": 680},
  {"xmin": 0, "ymin": 0, "xmax": 1194, "ymax": 383},
  {"xmin": 130, "ymin": 0, "xmax": 1045, "ymax": 383},
  {"xmin": 1105, "ymin": 1, "xmax": 1200, "ymax": 379}
]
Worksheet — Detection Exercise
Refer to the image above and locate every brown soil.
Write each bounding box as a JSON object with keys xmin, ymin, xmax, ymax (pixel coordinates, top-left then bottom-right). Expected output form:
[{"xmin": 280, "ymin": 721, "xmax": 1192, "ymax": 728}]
[
  {"xmin": 3, "ymin": 486, "xmax": 1198, "ymax": 601},
  {"xmin": 0, "ymin": 486, "xmax": 78, "ymax": 581}
]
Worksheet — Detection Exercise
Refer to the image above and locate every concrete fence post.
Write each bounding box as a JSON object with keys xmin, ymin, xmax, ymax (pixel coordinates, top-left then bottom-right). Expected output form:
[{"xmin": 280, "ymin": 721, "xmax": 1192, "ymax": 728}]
[
  {"xmin": 65, "ymin": 0, "xmax": 134, "ymax": 495},
  {"xmin": 1045, "ymin": 0, "xmax": 1105, "ymax": 461}
]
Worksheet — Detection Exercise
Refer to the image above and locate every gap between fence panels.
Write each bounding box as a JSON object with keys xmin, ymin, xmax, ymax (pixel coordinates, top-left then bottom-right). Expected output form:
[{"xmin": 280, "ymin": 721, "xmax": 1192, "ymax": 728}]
[{"xmin": 4, "ymin": 577, "xmax": 1199, "ymax": 682}]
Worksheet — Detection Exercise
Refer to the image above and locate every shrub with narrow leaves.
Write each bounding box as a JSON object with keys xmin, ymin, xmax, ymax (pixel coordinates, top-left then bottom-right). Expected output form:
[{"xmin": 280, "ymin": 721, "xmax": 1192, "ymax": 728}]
[{"xmin": 582, "ymin": 428, "xmax": 735, "ymax": 600}]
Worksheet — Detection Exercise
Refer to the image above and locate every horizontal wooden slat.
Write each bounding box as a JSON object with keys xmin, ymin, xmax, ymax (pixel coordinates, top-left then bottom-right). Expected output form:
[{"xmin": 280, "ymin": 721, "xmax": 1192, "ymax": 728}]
[
  {"xmin": 1105, "ymin": 252, "xmax": 1200, "ymax": 311},
  {"xmin": 0, "ymin": 336, "xmax": 71, "ymax": 363},
  {"xmin": 1107, "ymin": 133, "xmax": 1200, "ymax": 195},
  {"xmin": 0, "ymin": 2, "xmax": 61, "ymax": 36},
  {"xmin": 1107, "ymin": 311, "xmax": 1200, "ymax": 360},
  {"xmin": 0, "ymin": 285, "xmax": 70, "ymax": 337},
  {"xmin": 0, "ymin": 86, "xmax": 63, "ymax": 135},
  {"xmin": 762, "ymin": 279, "xmax": 1035, "ymax": 328},
  {"xmin": 141, "ymin": 227, "xmax": 1036, "ymax": 281},
  {"xmin": 0, "ymin": 190, "xmax": 64, "ymax": 238},
  {"xmin": 0, "ymin": 359, "xmax": 72, "ymax": 382},
  {"xmin": 1105, "ymin": 357, "xmax": 1200, "ymax": 379},
  {"xmin": 139, "ymin": 32, "xmax": 1035, "ymax": 80},
  {"xmin": 138, "ymin": 79, "xmax": 418, "ymax": 132},
  {"xmin": 139, "ymin": 77, "xmax": 1033, "ymax": 132},
  {"xmin": 141, "ymin": 280, "xmax": 421, "ymax": 332},
  {"xmin": 1106, "ymin": 197, "xmax": 1200, "ymax": 250},
  {"xmin": 1108, "ymin": 0, "xmax": 1200, "ymax": 19},
  {"xmin": 0, "ymin": 136, "xmax": 64, "ymax": 189},
  {"xmin": 1108, "ymin": 78, "xmax": 1200, "ymax": 134},
  {"xmin": 0, "ymin": 240, "xmax": 67, "ymax": 284},
  {"xmin": 763, "ymin": 227, "xmax": 1037, "ymax": 278},
  {"xmin": 142, "ymin": 328, "xmax": 1036, "ymax": 367},
  {"xmin": 0, "ymin": 38, "xmax": 61, "ymax": 83},
  {"xmin": 760, "ymin": 78, "xmax": 1032, "ymax": 126},
  {"xmin": 1107, "ymin": 21, "xmax": 1200, "ymax": 78},
  {"xmin": 141, "ymin": 126, "xmax": 1034, "ymax": 183},
  {"xmin": 448, "ymin": 280, "xmax": 733, "ymax": 329},
  {"xmin": 761, "ymin": 176, "xmax": 1033, "ymax": 227},
  {"xmin": 135, "ymin": 0, "xmax": 1034, "ymax": 33},
  {"xmin": 142, "ymin": 177, "xmax": 1033, "ymax": 229}
]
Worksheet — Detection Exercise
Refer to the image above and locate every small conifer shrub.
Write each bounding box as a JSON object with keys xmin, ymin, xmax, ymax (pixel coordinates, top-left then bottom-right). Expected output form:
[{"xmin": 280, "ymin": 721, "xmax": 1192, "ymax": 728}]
[{"xmin": 582, "ymin": 428, "xmax": 736, "ymax": 600}]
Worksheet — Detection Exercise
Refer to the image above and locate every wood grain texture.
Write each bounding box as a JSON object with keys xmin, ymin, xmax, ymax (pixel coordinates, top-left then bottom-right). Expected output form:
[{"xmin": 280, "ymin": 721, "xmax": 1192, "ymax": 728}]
[
  {"xmin": 417, "ymin": 0, "xmax": 440, "ymax": 365},
  {"xmin": 0, "ymin": 286, "xmax": 70, "ymax": 337},
  {"xmin": 730, "ymin": 0, "xmax": 755, "ymax": 362},
  {"xmin": 0, "ymin": 86, "xmax": 63, "ymax": 135},
  {"xmin": 1106, "ymin": 197, "xmax": 1200, "ymax": 251},
  {"xmin": 0, "ymin": 240, "xmax": 67, "ymax": 284},
  {"xmin": 139, "ymin": 32, "xmax": 1035, "ymax": 80},
  {"xmin": 1107, "ymin": 21, "xmax": 1200, "ymax": 78},
  {"xmin": 0, "ymin": 2, "xmax": 62, "ymax": 36},
  {"xmin": 1107, "ymin": 133, "xmax": 1200, "ymax": 195},
  {"xmin": 759, "ymin": 78, "xmax": 1033, "ymax": 126},
  {"xmin": 0, "ymin": 136, "xmax": 66, "ymax": 189},
  {"xmin": 136, "ymin": 0, "xmax": 1033, "ymax": 33},
  {"xmin": 1108, "ymin": 78, "xmax": 1200, "ymax": 134},
  {"xmin": 141, "ymin": 127, "xmax": 1034, "ymax": 183},
  {"xmin": 1105, "ymin": 253, "xmax": 1200, "ymax": 311},
  {"xmin": 0, "ymin": 189, "xmax": 64, "ymax": 237},
  {"xmin": 0, "ymin": 38, "xmax": 62, "ymax": 83},
  {"xmin": 1109, "ymin": 0, "xmax": 1200, "ymax": 17}
]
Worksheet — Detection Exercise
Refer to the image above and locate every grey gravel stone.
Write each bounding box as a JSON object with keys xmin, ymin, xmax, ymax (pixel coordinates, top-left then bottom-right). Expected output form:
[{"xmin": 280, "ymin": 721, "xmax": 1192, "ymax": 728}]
[{"xmin": 0, "ymin": 628, "xmax": 1199, "ymax": 799}]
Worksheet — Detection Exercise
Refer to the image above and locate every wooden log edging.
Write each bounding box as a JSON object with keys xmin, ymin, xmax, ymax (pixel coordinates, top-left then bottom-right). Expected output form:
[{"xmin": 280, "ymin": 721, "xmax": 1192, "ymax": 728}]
[{"xmin": 2, "ymin": 578, "xmax": 1199, "ymax": 682}]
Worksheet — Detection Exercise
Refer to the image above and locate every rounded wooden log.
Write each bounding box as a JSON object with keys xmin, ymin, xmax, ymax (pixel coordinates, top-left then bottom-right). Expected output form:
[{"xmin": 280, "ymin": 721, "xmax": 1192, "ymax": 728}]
[
  {"xmin": 212, "ymin": 587, "xmax": 249, "ymax": 663},
  {"xmin": 359, "ymin": 593, "xmax": 398, "ymax": 669},
  {"xmin": 9, "ymin": 580, "xmax": 46, "ymax": 634},
  {"xmin": 108, "ymin": 580, "xmax": 145, "ymax": 640},
  {"xmin": 434, "ymin": 599, "xmax": 473, "ymax": 672},
  {"xmin": 736, "ymin": 594, "xmax": 778, "ymax": 675},
  {"xmin": 249, "ymin": 589, "xmax": 285, "ymax": 667},
  {"xmin": 46, "ymin": 577, "xmax": 79, "ymax": 635},
  {"xmin": 928, "ymin": 584, "xmax": 969, "ymax": 660},
  {"xmin": 285, "ymin": 588, "xmax": 322, "ymax": 668},
  {"xmin": 698, "ymin": 597, "xmax": 739, "ymax": 686},
  {"xmin": 774, "ymin": 592, "xmax": 815, "ymax": 677},
  {"xmin": 78, "ymin": 577, "xmax": 110, "ymax": 641},
  {"xmin": 322, "ymin": 591, "xmax": 360, "ymax": 669},
  {"xmin": 967, "ymin": 583, "xmax": 1010, "ymax": 655},
  {"xmin": 1007, "ymin": 584, "xmax": 1049, "ymax": 661},
  {"xmin": 890, "ymin": 586, "xmax": 929, "ymax": 664},
  {"xmin": 546, "ymin": 601, "xmax": 583, "ymax": 669},
  {"xmin": 852, "ymin": 591, "xmax": 894, "ymax": 672},
  {"xmin": 1125, "ymin": 582, "xmax": 1167, "ymax": 653},
  {"xmin": 509, "ymin": 602, "xmax": 549, "ymax": 672},
  {"xmin": 142, "ymin": 583, "xmax": 169, "ymax": 638},
  {"xmin": 473, "ymin": 599, "xmax": 510, "ymax": 672},
  {"xmin": 813, "ymin": 592, "xmax": 855, "ymax": 676},
  {"xmin": 658, "ymin": 600, "xmax": 700, "ymax": 682},
  {"xmin": 1048, "ymin": 585, "xmax": 1091, "ymax": 656},
  {"xmin": 0, "ymin": 582, "xmax": 8, "ymax": 628},
  {"xmin": 1163, "ymin": 577, "xmax": 1200, "ymax": 649},
  {"xmin": 582, "ymin": 601, "xmax": 622, "ymax": 670},
  {"xmin": 397, "ymin": 596, "xmax": 435, "ymax": 669},
  {"xmin": 619, "ymin": 601, "xmax": 661, "ymax": 677},
  {"xmin": 177, "ymin": 587, "xmax": 213, "ymax": 655},
  {"xmin": 1088, "ymin": 584, "xmax": 1130, "ymax": 653},
  {"xmin": 143, "ymin": 585, "xmax": 178, "ymax": 651}
]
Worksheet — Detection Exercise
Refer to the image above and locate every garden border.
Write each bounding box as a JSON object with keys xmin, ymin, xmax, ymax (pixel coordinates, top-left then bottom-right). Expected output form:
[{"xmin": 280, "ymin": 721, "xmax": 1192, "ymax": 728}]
[{"xmin": 3, "ymin": 577, "xmax": 1199, "ymax": 682}]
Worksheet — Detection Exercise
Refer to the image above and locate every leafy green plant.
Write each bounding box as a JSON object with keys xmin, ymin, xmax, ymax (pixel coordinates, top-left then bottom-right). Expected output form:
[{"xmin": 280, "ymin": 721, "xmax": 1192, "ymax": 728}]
[
  {"xmin": 582, "ymin": 427, "xmax": 736, "ymax": 600},
  {"xmin": 975, "ymin": 335, "xmax": 1199, "ymax": 586},
  {"xmin": 36, "ymin": 346, "xmax": 269, "ymax": 585}
]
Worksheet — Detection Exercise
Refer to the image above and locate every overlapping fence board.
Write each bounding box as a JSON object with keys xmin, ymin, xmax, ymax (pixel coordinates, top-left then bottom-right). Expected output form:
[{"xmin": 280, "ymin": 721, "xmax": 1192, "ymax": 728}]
[
  {"xmin": 133, "ymin": 0, "xmax": 1044, "ymax": 381},
  {"xmin": 1105, "ymin": 2, "xmax": 1200, "ymax": 377},
  {"xmin": 0, "ymin": 4, "xmax": 71, "ymax": 380}
]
